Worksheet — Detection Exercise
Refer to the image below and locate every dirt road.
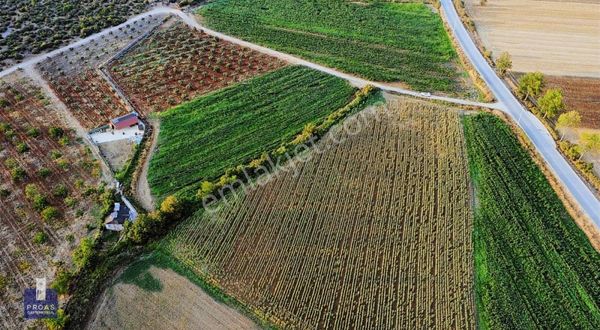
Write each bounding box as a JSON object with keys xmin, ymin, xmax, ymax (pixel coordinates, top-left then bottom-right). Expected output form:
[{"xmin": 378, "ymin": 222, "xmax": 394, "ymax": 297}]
[{"xmin": 136, "ymin": 119, "xmax": 159, "ymax": 211}]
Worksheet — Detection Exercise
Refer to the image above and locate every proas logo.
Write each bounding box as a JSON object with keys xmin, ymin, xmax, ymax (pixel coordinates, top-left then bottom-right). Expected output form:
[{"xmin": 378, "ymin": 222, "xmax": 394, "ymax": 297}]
[{"xmin": 23, "ymin": 278, "xmax": 58, "ymax": 319}]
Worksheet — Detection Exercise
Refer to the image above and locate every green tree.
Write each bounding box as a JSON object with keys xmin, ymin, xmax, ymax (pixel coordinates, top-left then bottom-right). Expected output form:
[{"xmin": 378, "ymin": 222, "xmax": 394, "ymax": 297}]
[
  {"xmin": 41, "ymin": 206, "xmax": 60, "ymax": 222},
  {"xmin": 33, "ymin": 232, "xmax": 47, "ymax": 245},
  {"xmin": 51, "ymin": 269, "xmax": 72, "ymax": 295},
  {"xmin": 496, "ymin": 52, "xmax": 512, "ymax": 76},
  {"xmin": 160, "ymin": 195, "xmax": 179, "ymax": 214},
  {"xmin": 72, "ymin": 237, "xmax": 94, "ymax": 269},
  {"xmin": 16, "ymin": 142, "xmax": 29, "ymax": 153},
  {"xmin": 518, "ymin": 72, "xmax": 544, "ymax": 99},
  {"xmin": 53, "ymin": 184, "xmax": 69, "ymax": 198},
  {"xmin": 48, "ymin": 126, "xmax": 64, "ymax": 139},
  {"xmin": 45, "ymin": 308, "xmax": 68, "ymax": 330},
  {"xmin": 579, "ymin": 133, "xmax": 600, "ymax": 160},
  {"xmin": 537, "ymin": 89, "xmax": 564, "ymax": 119},
  {"xmin": 556, "ymin": 111, "xmax": 582, "ymax": 140},
  {"xmin": 10, "ymin": 167, "xmax": 26, "ymax": 182},
  {"xmin": 197, "ymin": 181, "xmax": 215, "ymax": 199},
  {"xmin": 0, "ymin": 275, "xmax": 6, "ymax": 292}
]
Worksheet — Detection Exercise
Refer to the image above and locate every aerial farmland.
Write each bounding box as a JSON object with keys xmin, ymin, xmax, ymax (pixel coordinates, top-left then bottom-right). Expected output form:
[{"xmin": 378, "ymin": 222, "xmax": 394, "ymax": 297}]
[
  {"xmin": 108, "ymin": 21, "xmax": 285, "ymax": 113},
  {"xmin": 0, "ymin": 0, "xmax": 599, "ymax": 329},
  {"xmin": 160, "ymin": 97, "xmax": 476, "ymax": 329},
  {"xmin": 463, "ymin": 0, "xmax": 600, "ymax": 204}
]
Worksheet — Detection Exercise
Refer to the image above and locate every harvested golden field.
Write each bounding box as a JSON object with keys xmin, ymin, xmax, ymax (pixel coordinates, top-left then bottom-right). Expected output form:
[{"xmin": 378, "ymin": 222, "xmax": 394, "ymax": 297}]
[
  {"xmin": 545, "ymin": 75, "xmax": 600, "ymax": 129},
  {"xmin": 89, "ymin": 256, "xmax": 258, "ymax": 330},
  {"xmin": 465, "ymin": 0, "xmax": 600, "ymax": 77},
  {"xmin": 161, "ymin": 97, "xmax": 475, "ymax": 329}
]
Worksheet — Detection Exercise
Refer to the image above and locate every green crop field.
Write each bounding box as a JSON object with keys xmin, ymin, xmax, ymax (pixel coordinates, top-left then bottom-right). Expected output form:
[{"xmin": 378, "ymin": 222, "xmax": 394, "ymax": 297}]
[
  {"xmin": 463, "ymin": 114, "xmax": 600, "ymax": 329},
  {"xmin": 198, "ymin": 0, "xmax": 462, "ymax": 93},
  {"xmin": 148, "ymin": 66, "xmax": 357, "ymax": 199}
]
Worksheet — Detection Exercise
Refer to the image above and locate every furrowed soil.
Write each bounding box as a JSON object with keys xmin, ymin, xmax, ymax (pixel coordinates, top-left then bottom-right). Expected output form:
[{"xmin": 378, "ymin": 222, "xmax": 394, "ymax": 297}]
[
  {"xmin": 545, "ymin": 75, "xmax": 600, "ymax": 129},
  {"xmin": 0, "ymin": 73, "xmax": 102, "ymax": 329}
]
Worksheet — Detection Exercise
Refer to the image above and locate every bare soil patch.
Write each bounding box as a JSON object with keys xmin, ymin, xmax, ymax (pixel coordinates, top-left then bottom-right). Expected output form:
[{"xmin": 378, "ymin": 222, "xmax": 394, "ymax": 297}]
[
  {"xmin": 97, "ymin": 140, "xmax": 136, "ymax": 172},
  {"xmin": 465, "ymin": 0, "xmax": 600, "ymax": 77}
]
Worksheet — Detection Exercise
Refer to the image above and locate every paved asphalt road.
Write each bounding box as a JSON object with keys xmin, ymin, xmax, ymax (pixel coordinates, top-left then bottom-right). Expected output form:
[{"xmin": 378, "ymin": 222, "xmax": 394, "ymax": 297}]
[{"xmin": 440, "ymin": 0, "xmax": 600, "ymax": 229}]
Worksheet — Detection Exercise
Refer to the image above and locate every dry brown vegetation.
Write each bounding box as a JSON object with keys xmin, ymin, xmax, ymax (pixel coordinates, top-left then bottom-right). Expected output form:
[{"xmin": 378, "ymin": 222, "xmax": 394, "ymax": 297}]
[
  {"xmin": 0, "ymin": 75, "xmax": 101, "ymax": 328},
  {"xmin": 465, "ymin": 0, "xmax": 600, "ymax": 77},
  {"xmin": 108, "ymin": 21, "xmax": 285, "ymax": 113},
  {"xmin": 162, "ymin": 97, "xmax": 475, "ymax": 329}
]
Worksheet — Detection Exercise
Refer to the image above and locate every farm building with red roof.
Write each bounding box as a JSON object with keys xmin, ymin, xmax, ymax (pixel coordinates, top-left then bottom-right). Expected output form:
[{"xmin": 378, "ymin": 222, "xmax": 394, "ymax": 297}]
[{"xmin": 110, "ymin": 112, "xmax": 139, "ymax": 130}]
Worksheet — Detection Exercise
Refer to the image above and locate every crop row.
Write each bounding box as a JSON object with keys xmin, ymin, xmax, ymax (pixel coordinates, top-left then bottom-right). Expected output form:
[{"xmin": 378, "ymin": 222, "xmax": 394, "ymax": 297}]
[
  {"xmin": 147, "ymin": 66, "xmax": 357, "ymax": 199},
  {"xmin": 161, "ymin": 99, "xmax": 475, "ymax": 328},
  {"xmin": 463, "ymin": 113, "xmax": 600, "ymax": 329},
  {"xmin": 108, "ymin": 21, "xmax": 285, "ymax": 113},
  {"xmin": 199, "ymin": 0, "xmax": 462, "ymax": 92}
]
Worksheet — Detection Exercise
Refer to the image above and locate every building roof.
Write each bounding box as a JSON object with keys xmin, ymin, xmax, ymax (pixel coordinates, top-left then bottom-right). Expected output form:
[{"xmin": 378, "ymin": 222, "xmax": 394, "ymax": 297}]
[
  {"xmin": 111, "ymin": 112, "xmax": 138, "ymax": 129},
  {"xmin": 109, "ymin": 202, "xmax": 131, "ymax": 225}
]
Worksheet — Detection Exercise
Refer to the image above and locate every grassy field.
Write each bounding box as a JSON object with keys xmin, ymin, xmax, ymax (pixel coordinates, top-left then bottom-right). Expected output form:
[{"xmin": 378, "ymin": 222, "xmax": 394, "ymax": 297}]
[
  {"xmin": 88, "ymin": 253, "xmax": 259, "ymax": 330},
  {"xmin": 198, "ymin": 0, "xmax": 464, "ymax": 93},
  {"xmin": 463, "ymin": 113, "xmax": 600, "ymax": 329},
  {"xmin": 160, "ymin": 97, "xmax": 475, "ymax": 328},
  {"xmin": 148, "ymin": 66, "xmax": 357, "ymax": 199}
]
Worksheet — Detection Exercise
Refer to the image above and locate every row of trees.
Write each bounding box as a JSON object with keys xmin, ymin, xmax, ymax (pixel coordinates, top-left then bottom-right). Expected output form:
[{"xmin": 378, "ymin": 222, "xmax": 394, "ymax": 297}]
[{"xmin": 516, "ymin": 71, "xmax": 600, "ymax": 162}]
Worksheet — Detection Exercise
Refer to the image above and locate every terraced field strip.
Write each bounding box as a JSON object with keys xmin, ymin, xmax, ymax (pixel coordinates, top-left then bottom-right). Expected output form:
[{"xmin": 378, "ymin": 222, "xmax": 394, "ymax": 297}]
[
  {"xmin": 108, "ymin": 20, "xmax": 285, "ymax": 113},
  {"xmin": 161, "ymin": 97, "xmax": 475, "ymax": 328},
  {"xmin": 199, "ymin": 0, "xmax": 467, "ymax": 94},
  {"xmin": 463, "ymin": 113, "xmax": 600, "ymax": 329},
  {"xmin": 148, "ymin": 66, "xmax": 357, "ymax": 199}
]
